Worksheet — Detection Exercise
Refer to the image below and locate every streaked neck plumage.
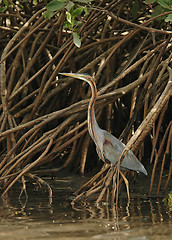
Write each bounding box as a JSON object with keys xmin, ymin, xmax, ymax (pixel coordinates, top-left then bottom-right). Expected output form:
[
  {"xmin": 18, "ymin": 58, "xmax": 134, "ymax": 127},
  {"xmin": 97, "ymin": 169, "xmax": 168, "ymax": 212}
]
[{"xmin": 87, "ymin": 79, "xmax": 104, "ymax": 154}]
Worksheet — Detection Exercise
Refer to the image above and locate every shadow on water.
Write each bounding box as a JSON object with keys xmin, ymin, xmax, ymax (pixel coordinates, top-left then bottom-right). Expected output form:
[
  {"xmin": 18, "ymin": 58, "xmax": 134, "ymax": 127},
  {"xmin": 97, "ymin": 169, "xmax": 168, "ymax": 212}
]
[{"xmin": 0, "ymin": 176, "xmax": 171, "ymax": 240}]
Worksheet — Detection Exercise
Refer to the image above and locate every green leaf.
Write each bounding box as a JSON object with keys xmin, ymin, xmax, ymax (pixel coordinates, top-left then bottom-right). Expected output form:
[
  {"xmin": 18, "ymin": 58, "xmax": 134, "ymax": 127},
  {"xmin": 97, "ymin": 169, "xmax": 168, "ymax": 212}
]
[
  {"xmin": 73, "ymin": 7, "xmax": 83, "ymax": 17},
  {"xmin": 0, "ymin": 6, "xmax": 7, "ymax": 12},
  {"xmin": 63, "ymin": 21, "xmax": 72, "ymax": 29},
  {"xmin": 74, "ymin": 0, "xmax": 93, "ymax": 2},
  {"xmin": 3, "ymin": 0, "xmax": 9, "ymax": 6},
  {"xmin": 144, "ymin": 0, "xmax": 156, "ymax": 4},
  {"xmin": 33, "ymin": 0, "xmax": 38, "ymax": 5},
  {"xmin": 73, "ymin": 32, "xmax": 81, "ymax": 48},
  {"xmin": 44, "ymin": 10, "xmax": 54, "ymax": 19},
  {"xmin": 66, "ymin": 12, "xmax": 72, "ymax": 24},
  {"xmin": 65, "ymin": 1, "xmax": 74, "ymax": 11},
  {"xmin": 158, "ymin": 0, "xmax": 171, "ymax": 9},
  {"xmin": 151, "ymin": 5, "xmax": 164, "ymax": 19},
  {"xmin": 163, "ymin": 192, "xmax": 172, "ymax": 211},
  {"xmin": 83, "ymin": 6, "xmax": 88, "ymax": 14},
  {"xmin": 165, "ymin": 13, "xmax": 172, "ymax": 21},
  {"xmin": 46, "ymin": 0, "xmax": 66, "ymax": 11}
]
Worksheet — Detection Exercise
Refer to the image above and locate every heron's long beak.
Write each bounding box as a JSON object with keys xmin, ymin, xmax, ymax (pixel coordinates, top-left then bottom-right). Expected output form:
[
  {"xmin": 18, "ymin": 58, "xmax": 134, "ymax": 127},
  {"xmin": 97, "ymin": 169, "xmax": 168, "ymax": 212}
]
[
  {"xmin": 59, "ymin": 72, "xmax": 80, "ymax": 78},
  {"xmin": 59, "ymin": 72, "xmax": 89, "ymax": 83},
  {"xmin": 59, "ymin": 73, "xmax": 92, "ymax": 84}
]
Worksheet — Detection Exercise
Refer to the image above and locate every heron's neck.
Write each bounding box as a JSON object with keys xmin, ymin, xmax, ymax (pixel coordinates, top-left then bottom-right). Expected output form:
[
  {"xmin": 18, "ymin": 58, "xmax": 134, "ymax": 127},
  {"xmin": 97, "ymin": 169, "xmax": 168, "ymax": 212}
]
[{"xmin": 87, "ymin": 81, "xmax": 100, "ymax": 141}]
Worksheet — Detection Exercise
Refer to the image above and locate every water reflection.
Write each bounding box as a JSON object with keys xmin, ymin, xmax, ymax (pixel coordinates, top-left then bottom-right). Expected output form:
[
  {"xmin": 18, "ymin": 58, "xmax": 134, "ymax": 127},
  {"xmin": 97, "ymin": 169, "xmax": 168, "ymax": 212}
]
[{"xmin": 0, "ymin": 177, "xmax": 171, "ymax": 240}]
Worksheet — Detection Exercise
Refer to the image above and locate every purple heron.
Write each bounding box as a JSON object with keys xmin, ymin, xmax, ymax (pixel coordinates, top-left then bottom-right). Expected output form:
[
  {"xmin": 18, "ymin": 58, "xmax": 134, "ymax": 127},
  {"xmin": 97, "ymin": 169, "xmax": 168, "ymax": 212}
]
[{"xmin": 59, "ymin": 73, "xmax": 147, "ymax": 176}]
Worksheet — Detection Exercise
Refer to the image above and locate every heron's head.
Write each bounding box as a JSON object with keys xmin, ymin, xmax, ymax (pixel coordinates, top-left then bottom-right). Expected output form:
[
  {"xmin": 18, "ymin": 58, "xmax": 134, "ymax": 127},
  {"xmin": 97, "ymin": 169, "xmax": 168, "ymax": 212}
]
[{"xmin": 59, "ymin": 72, "xmax": 93, "ymax": 84}]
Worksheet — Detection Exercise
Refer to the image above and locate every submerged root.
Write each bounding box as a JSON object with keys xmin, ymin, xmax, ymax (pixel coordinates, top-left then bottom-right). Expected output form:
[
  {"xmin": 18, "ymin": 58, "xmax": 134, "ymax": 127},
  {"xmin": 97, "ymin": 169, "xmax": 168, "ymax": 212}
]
[{"xmin": 72, "ymin": 164, "xmax": 130, "ymax": 206}]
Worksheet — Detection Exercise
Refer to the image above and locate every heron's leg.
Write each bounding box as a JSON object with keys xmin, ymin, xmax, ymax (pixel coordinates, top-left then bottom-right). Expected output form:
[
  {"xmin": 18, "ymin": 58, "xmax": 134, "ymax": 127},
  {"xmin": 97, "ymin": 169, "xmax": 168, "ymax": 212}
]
[{"xmin": 119, "ymin": 170, "xmax": 130, "ymax": 201}]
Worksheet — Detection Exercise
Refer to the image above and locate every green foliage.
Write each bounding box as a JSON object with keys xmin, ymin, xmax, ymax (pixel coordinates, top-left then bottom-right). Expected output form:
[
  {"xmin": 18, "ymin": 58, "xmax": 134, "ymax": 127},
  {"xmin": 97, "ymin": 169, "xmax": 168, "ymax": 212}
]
[
  {"xmin": 65, "ymin": 6, "xmax": 84, "ymax": 28},
  {"xmin": 144, "ymin": 0, "xmax": 172, "ymax": 22},
  {"xmin": 44, "ymin": 10, "xmax": 54, "ymax": 19},
  {"xmin": 0, "ymin": 0, "xmax": 92, "ymax": 48},
  {"xmin": 3, "ymin": 0, "xmax": 9, "ymax": 5},
  {"xmin": 163, "ymin": 192, "xmax": 172, "ymax": 211},
  {"xmin": 45, "ymin": 0, "xmax": 92, "ymax": 48},
  {"xmin": 46, "ymin": 0, "xmax": 66, "ymax": 11},
  {"xmin": 158, "ymin": 0, "xmax": 172, "ymax": 9},
  {"xmin": 165, "ymin": 13, "xmax": 172, "ymax": 20},
  {"xmin": 72, "ymin": 32, "xmax": 81, "ymax": 48},
  {"xmin": 65, "ymin": 1, "xmax": 74, "ymax": 11},
  {"xmin": 0, "ymin": 0, "xmax": 8, "ymax": 12},
  {"xmin": 0, "ymin": 6, "xmax": 7, "ymax": 12}
]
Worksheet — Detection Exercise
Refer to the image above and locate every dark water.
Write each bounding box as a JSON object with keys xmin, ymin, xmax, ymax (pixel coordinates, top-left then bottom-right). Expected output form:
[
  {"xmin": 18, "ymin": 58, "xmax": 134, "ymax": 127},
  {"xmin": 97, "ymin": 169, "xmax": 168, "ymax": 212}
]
[{"xmin": 0, "ymin": 176, "xmax": 171, "ymax": 240}]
